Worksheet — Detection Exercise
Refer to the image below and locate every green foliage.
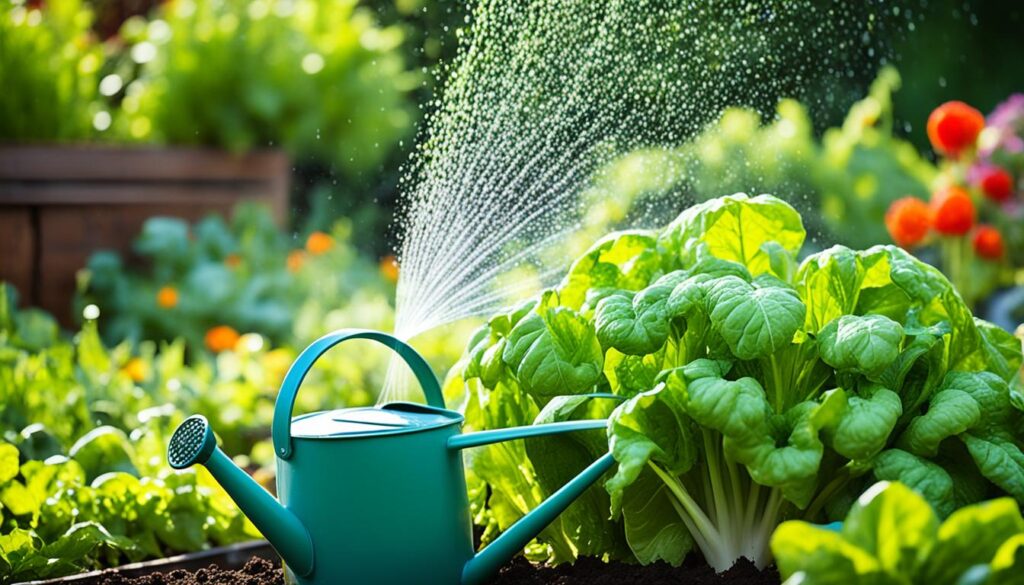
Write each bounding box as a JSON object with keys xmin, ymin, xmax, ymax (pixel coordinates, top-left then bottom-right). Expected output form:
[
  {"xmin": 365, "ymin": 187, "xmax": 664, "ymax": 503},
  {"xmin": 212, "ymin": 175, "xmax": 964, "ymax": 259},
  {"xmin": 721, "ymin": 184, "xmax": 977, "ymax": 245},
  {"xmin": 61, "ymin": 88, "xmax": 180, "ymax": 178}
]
[
  {"xmin": 771, "ymin": 481, "xmax": 1024, "ymax": 585},
  {"xmin": 76, "ymin": 204, "xmax": 393, "ymax": 349},
  {"xmin": 453, "ymin": 193, "xmax": 1024, "ymax": 571},
  {"xmin": 0, "ymin": 0, "xmax": 104, "ymax": 141},
  {"xmin": 114, "ymin": 0, "xmax": 417, "ymax": 176}
]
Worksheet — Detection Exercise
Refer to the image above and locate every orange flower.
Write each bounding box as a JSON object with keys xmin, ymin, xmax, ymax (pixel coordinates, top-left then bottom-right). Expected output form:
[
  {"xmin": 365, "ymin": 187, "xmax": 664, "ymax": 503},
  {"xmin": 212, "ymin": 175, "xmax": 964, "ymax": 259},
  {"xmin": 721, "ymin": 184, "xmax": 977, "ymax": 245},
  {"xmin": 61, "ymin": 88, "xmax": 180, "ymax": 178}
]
[
  {"xmin": 379, "ymin": 254, "xmax": 399, "ymax": 283},
  {"xmin": 972, "ymin": 225, "xmax": 1005, "ymax": 260},
  {"xmin": 930, "ymin": 185, "xmax": 975, "ymax": 236},
  {"xmin": 225, "ymin": 253, "xmax": 242, "ymax": 268},
  {"xmin": 885, "ymin": 197, "xmax": 931, "ymax": 248},
  {"xmin": 287, "ymin": 250, "xmax": 305, "ymax": 273},
  {"xmin": 156, "ymin": 286, "xmax": 179, "ymax": 309},
  {"xmin": 305, "ymin": 231, "xmax": 334, "ymax": 255},
  {"xmin": 205, "ymin": 325, "xmax": 240, "ymax": 353},
  {"xmin": 927, "ymin": 101, "xmax": 984, "ymax": 158},
  {"xmin": 122, "ymin": 357, "xmax": 148, "ymax": 382}
]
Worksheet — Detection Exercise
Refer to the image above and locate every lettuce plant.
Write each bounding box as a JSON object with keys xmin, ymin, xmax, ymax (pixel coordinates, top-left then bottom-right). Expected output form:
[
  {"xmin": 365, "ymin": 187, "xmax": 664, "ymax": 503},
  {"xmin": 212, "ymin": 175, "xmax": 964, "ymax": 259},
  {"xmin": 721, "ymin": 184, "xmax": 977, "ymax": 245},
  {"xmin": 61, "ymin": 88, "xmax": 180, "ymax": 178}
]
[
  {"xmin": 454, "ymin": 193, "xmax": 1024, "ymax": 571},
  {"xmin": 771, "ymin": 481, "xmax": 1024, "ymax": 585}
]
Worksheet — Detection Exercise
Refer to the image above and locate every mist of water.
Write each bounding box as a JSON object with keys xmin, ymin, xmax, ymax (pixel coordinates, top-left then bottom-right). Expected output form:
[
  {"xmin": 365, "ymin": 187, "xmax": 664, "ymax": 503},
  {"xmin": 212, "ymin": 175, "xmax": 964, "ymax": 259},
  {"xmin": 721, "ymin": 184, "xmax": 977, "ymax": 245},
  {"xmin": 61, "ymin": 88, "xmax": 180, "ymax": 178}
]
[{"xmin": 381, "ymin": 0, "xmax": 902, "ymax": 403}]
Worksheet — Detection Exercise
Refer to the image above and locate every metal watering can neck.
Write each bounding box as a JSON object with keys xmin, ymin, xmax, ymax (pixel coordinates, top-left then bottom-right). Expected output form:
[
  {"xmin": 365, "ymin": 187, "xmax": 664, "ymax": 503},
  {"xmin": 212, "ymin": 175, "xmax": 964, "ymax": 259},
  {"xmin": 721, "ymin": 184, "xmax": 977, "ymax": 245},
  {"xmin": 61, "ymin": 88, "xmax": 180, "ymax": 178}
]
[{"xmin": 169, "ymin": 328, "xmax": 618, "ymax": 585}]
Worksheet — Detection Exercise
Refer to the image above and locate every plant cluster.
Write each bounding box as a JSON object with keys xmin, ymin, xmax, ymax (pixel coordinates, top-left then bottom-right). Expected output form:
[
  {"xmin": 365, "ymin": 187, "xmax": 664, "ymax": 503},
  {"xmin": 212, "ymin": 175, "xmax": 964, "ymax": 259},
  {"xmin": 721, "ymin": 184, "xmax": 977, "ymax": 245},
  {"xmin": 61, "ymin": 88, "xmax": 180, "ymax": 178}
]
[
  {"xmin": 0, "ymin": 0, "xmax": 417, "ymax": 177},
  {"xmin": 0, "ymin": 0, "xmax": 104, "ymax": 141},
  {"xmin": 771, "ymin": 481, "xmax": 1024, "ymax": 585},
  {"xmin": 451, "ymin": 194, "xmax": 1024, "ymax": 572},
  {"xmin": 885, "ymin": 97, "xmax": 1024, "ymax": 309},
  {"xmin": 106, "ymin": 0, "xmax": 417, "ymax": 176},
  {"xmin": 76, "ymin": 204, "xmax": 397, "ymax": 350}
]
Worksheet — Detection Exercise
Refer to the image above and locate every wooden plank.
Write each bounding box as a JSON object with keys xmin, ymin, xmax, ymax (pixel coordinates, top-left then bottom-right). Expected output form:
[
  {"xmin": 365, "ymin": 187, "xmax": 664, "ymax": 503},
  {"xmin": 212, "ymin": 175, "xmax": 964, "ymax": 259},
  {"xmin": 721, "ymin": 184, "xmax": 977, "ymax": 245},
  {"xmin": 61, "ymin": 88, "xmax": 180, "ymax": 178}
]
[
  {"xmin": 0, "ymin": 183, "xmax": 280, "ymax": 206},
  {"xmin": 0, "ymin": 146, "xmax": 289, "ymax": 182},
  {"xmin": 0, "ymin": 208, "xmax": 35, "ymax": 304}
]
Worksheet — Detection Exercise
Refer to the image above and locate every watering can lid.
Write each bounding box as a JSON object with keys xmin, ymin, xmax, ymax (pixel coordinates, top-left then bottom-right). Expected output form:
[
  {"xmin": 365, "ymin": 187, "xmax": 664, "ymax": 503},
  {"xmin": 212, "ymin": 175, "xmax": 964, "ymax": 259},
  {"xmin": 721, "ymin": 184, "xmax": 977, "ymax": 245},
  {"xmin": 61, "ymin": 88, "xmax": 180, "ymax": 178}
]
[{"xmin": 290, "ymin": 402, "xmax": 462, "ymax": 439}]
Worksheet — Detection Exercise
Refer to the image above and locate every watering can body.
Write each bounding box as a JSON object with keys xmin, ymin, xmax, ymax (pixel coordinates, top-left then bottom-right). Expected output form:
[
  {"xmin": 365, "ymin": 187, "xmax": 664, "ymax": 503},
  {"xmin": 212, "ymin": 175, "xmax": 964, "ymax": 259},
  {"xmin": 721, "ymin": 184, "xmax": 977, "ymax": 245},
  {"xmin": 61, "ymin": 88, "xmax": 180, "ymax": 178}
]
[{"xmin": 168, "ymin": 329, "xmax": 615, "ymax": 585}]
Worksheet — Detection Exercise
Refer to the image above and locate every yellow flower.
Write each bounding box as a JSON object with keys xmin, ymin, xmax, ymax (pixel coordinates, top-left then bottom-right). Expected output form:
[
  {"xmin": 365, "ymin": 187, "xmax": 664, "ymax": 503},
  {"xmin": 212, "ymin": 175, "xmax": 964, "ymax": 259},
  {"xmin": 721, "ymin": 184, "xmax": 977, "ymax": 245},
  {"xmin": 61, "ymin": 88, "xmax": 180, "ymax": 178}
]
[
  {"xmin": 305, "ymin": 231, "xmax": 334, "ymax": 255},
  {"xmin": 122, "ymin": 357, "xmax": 148, "ymax": 382},
  {"xmin": 156, "ymin": 286, "xmax": 179, "ymax": 309},
  {"xmin": 205, "ymin": 325, "xmax": 240, "ymax": 353},
  {"xmin": 287, "ymin": 250, "xmax": 305, "ymax": 273},
  {"xmin": 379, "ymin": 255, "xmax": 399, "ymax": 283}
]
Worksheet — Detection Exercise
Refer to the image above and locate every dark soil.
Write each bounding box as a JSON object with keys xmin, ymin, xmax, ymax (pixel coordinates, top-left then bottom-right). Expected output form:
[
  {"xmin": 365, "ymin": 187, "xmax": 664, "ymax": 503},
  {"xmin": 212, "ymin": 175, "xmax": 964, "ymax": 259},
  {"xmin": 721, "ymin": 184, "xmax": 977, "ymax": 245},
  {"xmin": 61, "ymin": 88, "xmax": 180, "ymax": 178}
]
[
  {"xmin": 99, "ymin": 557, "xmax": 283, "ymax": 585},
  {"xmin": 93, "ymin": 555, "xmax": 779, "ymax": 585},
  {"xmin": 491, "ymin": 556, "xmax": 780, "ymax": 585}
]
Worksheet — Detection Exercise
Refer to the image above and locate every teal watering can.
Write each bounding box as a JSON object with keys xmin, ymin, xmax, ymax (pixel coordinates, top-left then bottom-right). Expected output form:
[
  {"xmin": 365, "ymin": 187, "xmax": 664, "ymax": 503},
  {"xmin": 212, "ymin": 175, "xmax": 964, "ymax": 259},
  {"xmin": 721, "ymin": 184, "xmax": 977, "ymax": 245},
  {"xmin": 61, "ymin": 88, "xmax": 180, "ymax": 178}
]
[{"xmin": 167, "ymin": 329, "xmax": 616, "ymax": 585}]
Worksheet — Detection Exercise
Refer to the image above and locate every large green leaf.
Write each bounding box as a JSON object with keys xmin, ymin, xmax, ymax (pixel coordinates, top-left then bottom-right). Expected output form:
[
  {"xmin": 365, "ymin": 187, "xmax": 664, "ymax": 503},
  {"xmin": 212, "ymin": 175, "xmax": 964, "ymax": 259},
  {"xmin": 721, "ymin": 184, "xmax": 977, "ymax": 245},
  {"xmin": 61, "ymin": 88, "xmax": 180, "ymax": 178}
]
[
  {"xmin": 595, "ymin": 284, "xmax": 673, "ymax": 355},
  {"xmin": 840, "ymin": 481, "xmax": 937, "ymax": 577},
  {"xmin": 704, "ymin": 276, "xmax": 805, "ymax": 360},
  {"xmin": 826, "ymin": 385, "xmax": 902, "ymax": 461},
  {"xmin": 920, "ymin": 498, "xmax": 1024, "ymax": 584},
  {"xmin": 605, "ymin": 384, "xmax": 695, "ymax": 514},
  {"xmin": 818, "ymin": 314, "xmax": 904, "ymax": 379},
  {"xmin": 502, "ymin": 304, "xmax": 604, "ymax": 401},
  {"xmin": 659, "ymin": 193, "xmax": 805, "ymax": 276}
]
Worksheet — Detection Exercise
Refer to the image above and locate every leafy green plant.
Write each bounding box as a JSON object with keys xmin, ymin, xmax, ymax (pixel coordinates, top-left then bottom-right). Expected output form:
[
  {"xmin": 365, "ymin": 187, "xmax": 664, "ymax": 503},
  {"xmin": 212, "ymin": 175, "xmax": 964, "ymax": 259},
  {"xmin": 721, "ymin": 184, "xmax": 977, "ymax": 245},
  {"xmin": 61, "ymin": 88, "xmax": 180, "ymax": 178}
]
[
  {"xmin": 113, "ymin": 0, "xmax": 417, "ymax": 176},
  {"xmin": 0, "ymin": 0, "xmax": 104, "ymax": 141},
  {"xmin": 771, "ymin": 481, "xmax": 1024, "ymax": 585},
  {"xmin": 451, "ymin": 193, "xmax": 1024, "ymax": 571}
]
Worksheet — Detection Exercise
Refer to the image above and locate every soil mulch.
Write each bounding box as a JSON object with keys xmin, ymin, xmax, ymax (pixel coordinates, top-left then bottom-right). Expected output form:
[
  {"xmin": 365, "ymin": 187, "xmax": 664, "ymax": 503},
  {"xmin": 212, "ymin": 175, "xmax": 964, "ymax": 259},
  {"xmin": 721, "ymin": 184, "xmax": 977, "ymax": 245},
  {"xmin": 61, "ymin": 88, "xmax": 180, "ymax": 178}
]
[
  {"xmin": 94, "ymin": 555, "xmax": 779, "ymax": 585},
  {"xmin": 98, "ymin": 558, "xmax": 283, "ymax": 585},
  {"xmin": 492, "ymin": 556, "xmax": 780, "ymax": 585}
]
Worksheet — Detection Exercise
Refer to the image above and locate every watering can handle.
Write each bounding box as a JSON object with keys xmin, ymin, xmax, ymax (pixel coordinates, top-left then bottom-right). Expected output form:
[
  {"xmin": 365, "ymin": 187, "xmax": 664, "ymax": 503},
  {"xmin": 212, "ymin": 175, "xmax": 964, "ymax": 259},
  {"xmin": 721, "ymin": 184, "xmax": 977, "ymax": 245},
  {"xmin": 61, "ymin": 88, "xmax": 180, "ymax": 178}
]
[{"xmin": 272, "ymin": 328, "xmax": 444, "ymax": 459}]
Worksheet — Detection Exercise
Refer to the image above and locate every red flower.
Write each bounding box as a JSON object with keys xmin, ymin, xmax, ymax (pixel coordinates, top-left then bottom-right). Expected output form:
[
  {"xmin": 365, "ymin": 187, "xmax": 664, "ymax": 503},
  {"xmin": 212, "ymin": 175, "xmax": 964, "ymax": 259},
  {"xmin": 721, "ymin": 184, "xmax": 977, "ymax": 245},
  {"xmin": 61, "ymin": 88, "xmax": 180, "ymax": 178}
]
[
  {"xmin": 972, "ymin": 225, "xmax": 1005, "ymax": 260},
  {"xmin": 927, "ymin": 101, "xmax": 985, "ymax": 157},
  {"xmin": 978, "ymin": 167, "xmax": 1014, "ymax": 203},
  {"xmin": 930, "ymin": 186, "xmax": 976, "ymax": 236},
  {"xmin": 885, "ymin": 197, "xmax": 931, "ymax": 248}
]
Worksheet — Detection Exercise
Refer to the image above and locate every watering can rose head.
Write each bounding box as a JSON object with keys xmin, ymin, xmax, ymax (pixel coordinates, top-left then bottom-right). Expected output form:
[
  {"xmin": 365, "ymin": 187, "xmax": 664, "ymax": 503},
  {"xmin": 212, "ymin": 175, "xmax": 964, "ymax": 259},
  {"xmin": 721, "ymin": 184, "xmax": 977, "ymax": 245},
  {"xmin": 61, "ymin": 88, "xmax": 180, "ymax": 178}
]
[{"xmin": 168, "ymin": 329, "xmax": 617, "ymax": 585}]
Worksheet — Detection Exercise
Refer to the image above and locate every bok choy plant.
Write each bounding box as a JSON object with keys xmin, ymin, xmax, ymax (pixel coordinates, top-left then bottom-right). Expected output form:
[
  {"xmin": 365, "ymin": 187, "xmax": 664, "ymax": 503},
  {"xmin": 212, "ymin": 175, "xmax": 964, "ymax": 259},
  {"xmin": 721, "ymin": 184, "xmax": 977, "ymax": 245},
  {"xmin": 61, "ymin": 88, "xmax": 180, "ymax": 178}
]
[{"xmin": 450, "ymin": 194, "xmax": 1024, "ymax": 571}]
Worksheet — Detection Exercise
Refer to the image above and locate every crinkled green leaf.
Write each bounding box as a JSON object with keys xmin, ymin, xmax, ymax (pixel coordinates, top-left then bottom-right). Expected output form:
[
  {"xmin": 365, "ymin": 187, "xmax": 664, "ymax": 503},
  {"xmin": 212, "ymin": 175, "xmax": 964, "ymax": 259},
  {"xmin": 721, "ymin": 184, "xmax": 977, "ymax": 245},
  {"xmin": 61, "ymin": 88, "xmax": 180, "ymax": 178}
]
[
  {"xmin": 826, "ymin": 385, "xmax": 902, "ymax": 461},
  {"xmin": 595, "ymin": 284, "xmax": 672, "ymax": 355},
  {"xmin": 502, "ymin": 306, "xmax": 604, "ymax": 401},
  {"xmin": 704, "ymin": 275, "xmax": 805, "ymax": 360},
  {"xmin": 818, "ymin": 315, "xmax": 904, "ymax": 379},
  {"xmin": 899, "ymin": 389, "xmax": 981, "ymax": 458},
  {"xmin": 872, "ymin": 450, "xmax": 956, "ymax": 518}
]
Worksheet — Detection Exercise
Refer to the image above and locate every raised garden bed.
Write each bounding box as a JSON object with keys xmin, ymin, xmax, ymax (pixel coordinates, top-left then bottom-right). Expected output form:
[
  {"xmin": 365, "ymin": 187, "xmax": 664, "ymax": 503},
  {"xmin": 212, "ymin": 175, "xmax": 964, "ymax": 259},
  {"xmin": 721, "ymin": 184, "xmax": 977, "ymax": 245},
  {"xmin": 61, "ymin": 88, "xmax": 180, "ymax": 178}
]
[{"xmin": 0, "ymin": 145, "xmax": 289, "ymax": 326}]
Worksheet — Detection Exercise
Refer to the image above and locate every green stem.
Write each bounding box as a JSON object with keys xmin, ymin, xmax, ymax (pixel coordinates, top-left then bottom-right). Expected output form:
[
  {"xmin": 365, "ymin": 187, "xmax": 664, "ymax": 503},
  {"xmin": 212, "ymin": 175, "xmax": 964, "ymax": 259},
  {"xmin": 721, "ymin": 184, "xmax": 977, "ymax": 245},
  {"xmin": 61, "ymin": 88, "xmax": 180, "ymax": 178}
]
[
  {"xmin": 649, "ymin": 462, "xmax": 725, "ymax": 555},
  {"xmin": 803, "ymin": 469, "xmax": 850, "ymax": 521}
]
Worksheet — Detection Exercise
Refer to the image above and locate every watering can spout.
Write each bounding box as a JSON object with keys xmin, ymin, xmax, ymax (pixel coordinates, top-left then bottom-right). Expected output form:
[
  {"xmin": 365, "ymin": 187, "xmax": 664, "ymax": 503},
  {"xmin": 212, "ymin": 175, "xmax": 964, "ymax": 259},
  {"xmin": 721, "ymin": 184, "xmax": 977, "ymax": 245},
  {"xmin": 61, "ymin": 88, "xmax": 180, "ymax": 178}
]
[
  {"xmin": 451, "ymin": 423, "xmax": 617, "ymax": 585},
  {"xmin": 168, "ymin": 416, "xmax": 315, "ymax": 578}
]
